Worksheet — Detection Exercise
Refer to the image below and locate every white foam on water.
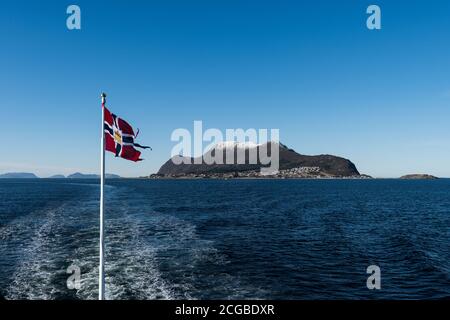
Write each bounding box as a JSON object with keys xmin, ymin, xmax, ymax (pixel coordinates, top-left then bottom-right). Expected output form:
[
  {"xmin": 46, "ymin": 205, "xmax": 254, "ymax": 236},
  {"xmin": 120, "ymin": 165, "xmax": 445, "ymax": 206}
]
[
  {"xmin": 0, "ymin": 183, "xmax": 107, "ymax": 299},
  {"xmin": 4, "ymin": 206, "xmax": 63, "ymax": 299},
  {"xmin": 1, "ymin": 181, "xmax": 265, "ymax": 300},
  {"xmin": 73, "ymin": 216, "xmax": 176, "ymax": 300}
]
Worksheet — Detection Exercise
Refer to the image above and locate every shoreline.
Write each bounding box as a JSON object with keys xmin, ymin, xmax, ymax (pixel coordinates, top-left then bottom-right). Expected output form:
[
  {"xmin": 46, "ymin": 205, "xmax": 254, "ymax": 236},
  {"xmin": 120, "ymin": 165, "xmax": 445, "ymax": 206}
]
[
  {"xmin": 143, "ymin": 176, "xmax": 443, "ymax": 180},
  {"xmin": 1, "ymin": 176, "xmax": 445, "ymax": 180}
]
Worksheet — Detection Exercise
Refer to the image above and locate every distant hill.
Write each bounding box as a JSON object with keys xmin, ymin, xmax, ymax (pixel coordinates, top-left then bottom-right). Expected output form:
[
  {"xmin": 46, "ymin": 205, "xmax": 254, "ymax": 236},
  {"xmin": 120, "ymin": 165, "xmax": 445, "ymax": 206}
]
[
  {"xmin": 67, "ymin": 172, "xmax": 98, "ymax": 179},
  {"xmin": 48, "ymin": 174, "xmax": 65, "ymax": 178},
  {"xmin": 400, "ymin": 174, "xmax": 438, "ymax": 180},
  {"xmin": 156, "ymin": 142, "xmax": 360, "ymax": 178},
  {"xmin": 0, "ymin": 172, "xmax": 38, "ymax": 179},
  {"xmin": 67, "ymin": 172, "xmax": 121, "ymax": 179}
]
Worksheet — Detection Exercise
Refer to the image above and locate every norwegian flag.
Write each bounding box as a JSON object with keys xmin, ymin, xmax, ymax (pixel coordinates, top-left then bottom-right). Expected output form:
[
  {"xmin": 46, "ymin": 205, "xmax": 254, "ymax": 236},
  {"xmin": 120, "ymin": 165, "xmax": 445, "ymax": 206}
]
[{"xmin": 103, "ymin": 106, "xmax": 150, "ymax": 161}]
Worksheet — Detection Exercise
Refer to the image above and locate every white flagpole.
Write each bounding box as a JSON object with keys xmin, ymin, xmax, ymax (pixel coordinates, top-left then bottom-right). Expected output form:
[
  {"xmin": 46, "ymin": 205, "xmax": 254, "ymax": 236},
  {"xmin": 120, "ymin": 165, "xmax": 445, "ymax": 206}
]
[{"xmin": 99, "ymin": 92, "xmax": 106, "ymax": 300}]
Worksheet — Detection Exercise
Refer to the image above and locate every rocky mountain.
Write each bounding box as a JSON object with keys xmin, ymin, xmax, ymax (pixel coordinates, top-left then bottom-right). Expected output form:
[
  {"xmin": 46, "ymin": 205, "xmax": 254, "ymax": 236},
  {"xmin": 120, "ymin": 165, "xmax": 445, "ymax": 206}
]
[
  {"xmin": 0, "ymin": 172, "xmax": 39, "ymax": 179},
  {"xmin": 155, "ymin": 142, "xmax": 360, "ymax": 178}
]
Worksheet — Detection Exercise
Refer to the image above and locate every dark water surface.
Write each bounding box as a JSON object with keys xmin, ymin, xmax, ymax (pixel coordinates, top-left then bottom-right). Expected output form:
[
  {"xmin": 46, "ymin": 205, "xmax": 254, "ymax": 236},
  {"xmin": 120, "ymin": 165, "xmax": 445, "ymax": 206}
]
[{"xmin": 0, "ymin": 179, "xmax": 449, "ymax": 299}]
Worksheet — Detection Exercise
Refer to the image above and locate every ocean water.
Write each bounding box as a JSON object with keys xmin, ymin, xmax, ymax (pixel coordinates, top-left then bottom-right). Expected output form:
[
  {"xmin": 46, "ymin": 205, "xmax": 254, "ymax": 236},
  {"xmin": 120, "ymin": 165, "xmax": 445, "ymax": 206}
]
[{"xmin": 0, "ymin": 178, "xmax": 449, "ymax": 300}]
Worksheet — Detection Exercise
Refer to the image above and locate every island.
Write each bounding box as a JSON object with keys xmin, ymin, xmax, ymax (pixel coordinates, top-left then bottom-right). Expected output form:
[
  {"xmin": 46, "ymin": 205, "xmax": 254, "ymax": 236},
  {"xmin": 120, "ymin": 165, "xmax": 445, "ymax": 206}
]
[
  {"xmin": 150, "ymin": 142, "xmax": 369, "ymax": 179},
  {"xmin": 47, "ymin": 174, "xmax": 66, "ymax": 179},
  {"xmin": 400, "ymin": 174, "xmax": 438, "ymax": 180},
  {"xmin": 0, "ymin": 172, "xmax": 38, "ymax": 179},
  {"xmin": 67, "ymin": 172, "xmax": 121, "ymax": 179},
  {"xmin": 0, "ymin": 172, "xmax": 122, "ymax": 179}
]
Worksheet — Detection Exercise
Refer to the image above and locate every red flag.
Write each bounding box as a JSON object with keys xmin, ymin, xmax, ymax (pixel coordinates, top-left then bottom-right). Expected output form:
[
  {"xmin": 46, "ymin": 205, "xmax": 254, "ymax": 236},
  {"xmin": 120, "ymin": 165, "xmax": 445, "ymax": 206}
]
[{"xmin": 103, "ymin": 106, "xmax": 150, "ymax": 161}]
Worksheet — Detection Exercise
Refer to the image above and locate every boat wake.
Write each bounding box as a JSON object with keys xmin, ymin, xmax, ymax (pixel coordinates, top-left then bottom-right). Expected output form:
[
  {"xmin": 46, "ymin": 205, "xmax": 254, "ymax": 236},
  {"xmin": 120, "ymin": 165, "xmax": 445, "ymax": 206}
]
[{"xmin": 0, "ymin": 182, "xmax": 253, "ymax": 299}]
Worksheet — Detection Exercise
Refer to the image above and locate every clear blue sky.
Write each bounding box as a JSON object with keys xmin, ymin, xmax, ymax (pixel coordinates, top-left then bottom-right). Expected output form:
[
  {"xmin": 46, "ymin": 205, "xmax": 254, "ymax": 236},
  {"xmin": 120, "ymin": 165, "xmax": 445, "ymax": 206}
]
[{"xmin": 1, "ymin": 1, "xmax": 450, "ymax": 177}]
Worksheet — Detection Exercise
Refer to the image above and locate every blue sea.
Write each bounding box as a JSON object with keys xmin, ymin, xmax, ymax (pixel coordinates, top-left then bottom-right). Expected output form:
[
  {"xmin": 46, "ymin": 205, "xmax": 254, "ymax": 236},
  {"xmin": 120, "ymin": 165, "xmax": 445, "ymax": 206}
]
[{"xmin": 0, "ymin": 179, "xmax": 449, "ymax": 300}]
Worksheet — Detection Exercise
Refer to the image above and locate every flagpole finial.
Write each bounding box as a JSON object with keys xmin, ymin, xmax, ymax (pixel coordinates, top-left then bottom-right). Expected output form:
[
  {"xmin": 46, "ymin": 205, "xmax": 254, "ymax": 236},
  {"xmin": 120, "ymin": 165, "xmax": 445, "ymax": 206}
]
[{"xmin": 101, "ymin": 92, "xmax": 107, "ymax": 105}]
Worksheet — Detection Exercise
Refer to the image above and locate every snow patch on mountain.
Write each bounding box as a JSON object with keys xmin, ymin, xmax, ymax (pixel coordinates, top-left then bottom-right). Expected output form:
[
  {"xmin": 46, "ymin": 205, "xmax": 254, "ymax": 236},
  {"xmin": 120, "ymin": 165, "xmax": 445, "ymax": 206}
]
[{"xmin": 213, "ymin": 141, "xmax": 262, "ymax": 150}]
